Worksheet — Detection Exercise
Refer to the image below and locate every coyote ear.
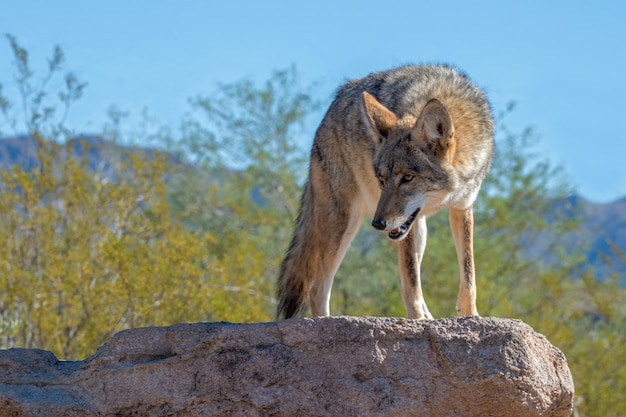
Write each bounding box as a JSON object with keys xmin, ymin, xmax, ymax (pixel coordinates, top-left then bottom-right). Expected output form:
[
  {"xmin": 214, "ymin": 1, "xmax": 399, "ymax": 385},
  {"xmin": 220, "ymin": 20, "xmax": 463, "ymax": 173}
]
[
  {"xmin": 414, "ymin": 98, "xmax": 456, "ymax": 160},
  {"xmin": 361, "ymin": 91, "xmax": 397, "ymax": 143}
]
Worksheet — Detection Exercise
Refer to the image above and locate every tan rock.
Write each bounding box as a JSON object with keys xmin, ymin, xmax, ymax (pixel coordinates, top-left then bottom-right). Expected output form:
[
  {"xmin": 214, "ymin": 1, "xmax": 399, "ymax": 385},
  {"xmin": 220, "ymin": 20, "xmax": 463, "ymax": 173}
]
[{"xmin": 0, "ymin": 316, "xmax": 574, "ymax": 417}]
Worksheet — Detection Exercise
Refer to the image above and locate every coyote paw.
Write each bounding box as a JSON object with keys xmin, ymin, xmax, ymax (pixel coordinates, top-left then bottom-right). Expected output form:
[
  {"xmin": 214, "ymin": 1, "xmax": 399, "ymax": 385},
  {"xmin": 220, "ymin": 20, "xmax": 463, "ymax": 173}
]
[{"xmin": 456, "ymin": 308, "xmax": 479, "ymax": 318}]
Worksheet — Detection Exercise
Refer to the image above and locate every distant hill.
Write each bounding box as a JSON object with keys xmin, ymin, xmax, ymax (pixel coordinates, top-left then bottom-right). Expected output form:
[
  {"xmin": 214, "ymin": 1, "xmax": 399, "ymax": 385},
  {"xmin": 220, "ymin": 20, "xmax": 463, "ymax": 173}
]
[
  {"xmin": 0, "ymin": 135, "xmax": 42, "ymax": 172},
  {"xmin": 0, "ymin": 135, "xmax": 624, "ymax": 282},
  {"xmin": 562, "ymin": 194, "xmax": 626, "ymax": 280},
  {"xmin": 0, "ymin": 134, "xmax": 139, "ymax": 174}
]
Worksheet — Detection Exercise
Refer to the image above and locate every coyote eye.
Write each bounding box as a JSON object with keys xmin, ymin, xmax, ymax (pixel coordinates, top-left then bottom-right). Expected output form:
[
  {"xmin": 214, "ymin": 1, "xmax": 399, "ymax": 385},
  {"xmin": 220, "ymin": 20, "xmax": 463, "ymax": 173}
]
[
  {"xmin": 401, "ymin": 174, "xmax": 415, "ymax": 183},
  {"xmin": 377, "ymin": 175, "xmax": 385, "ymax": 186}
]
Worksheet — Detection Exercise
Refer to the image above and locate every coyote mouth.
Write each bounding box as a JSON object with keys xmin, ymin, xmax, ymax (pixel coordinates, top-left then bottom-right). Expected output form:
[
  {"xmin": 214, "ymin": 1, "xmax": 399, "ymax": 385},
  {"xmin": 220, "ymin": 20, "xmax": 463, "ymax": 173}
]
[{"xmin": 388, "ymin": 209, "xmax": 420, "ymax": 241}]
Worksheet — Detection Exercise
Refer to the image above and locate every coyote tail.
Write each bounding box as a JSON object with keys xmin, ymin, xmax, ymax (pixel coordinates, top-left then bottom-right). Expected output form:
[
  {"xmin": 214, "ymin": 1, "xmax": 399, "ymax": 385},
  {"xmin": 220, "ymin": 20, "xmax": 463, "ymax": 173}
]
[{"xmin": 276, "ymin": 181, "xmax": 314, "ymax": 319}]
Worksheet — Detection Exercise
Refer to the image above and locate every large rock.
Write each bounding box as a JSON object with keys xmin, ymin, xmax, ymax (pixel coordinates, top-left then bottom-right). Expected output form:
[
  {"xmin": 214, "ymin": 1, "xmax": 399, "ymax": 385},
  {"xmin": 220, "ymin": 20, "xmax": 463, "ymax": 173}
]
[{"xmin": 0, "ymin": 316, "xmax": 573, "ymax": 417}]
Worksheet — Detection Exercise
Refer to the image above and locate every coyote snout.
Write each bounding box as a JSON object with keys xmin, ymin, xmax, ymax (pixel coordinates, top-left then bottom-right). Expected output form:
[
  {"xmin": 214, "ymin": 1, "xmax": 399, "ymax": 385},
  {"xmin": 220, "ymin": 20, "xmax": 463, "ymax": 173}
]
[
  {"xmin": 371, "ymin": 207, "xmax": 420, "ymax": 241},
  {"xmin": 277, "ymin": 65, "xmax": 494, "ymax": 320}
]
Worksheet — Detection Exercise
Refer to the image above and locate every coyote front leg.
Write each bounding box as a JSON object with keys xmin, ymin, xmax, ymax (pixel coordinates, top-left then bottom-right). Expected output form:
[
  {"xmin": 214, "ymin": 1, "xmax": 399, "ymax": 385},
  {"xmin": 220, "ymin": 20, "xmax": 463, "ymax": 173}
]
[
  {"xmin": 396, "ymin": 216, "xmax": 433, "ymax": 319},
  {"xmin": 449, "ymin": 207, "xmax": 478, "ymax": 316}
]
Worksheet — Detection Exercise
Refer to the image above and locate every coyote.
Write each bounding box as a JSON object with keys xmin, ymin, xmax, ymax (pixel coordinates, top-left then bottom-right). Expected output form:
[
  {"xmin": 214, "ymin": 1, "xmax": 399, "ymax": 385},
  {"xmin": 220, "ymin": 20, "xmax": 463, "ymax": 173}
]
[{"xmin": 277, "ymin": 65, "xmax": 494, "ymax": 319}]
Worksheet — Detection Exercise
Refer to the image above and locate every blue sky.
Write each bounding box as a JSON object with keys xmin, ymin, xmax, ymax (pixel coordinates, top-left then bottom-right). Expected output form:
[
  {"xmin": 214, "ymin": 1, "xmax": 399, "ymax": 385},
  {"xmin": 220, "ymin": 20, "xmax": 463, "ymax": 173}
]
[{"xmin": 1, "ymin": 0, "xmax": 625, "ymax": 202}]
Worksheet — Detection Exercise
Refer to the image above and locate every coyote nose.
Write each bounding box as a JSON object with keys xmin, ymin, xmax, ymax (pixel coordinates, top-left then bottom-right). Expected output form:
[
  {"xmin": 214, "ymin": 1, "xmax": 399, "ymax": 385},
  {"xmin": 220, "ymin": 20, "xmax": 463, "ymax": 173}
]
[{"xmin": 371, "ymin": 219, "xmax": 387, "ymax": 230}]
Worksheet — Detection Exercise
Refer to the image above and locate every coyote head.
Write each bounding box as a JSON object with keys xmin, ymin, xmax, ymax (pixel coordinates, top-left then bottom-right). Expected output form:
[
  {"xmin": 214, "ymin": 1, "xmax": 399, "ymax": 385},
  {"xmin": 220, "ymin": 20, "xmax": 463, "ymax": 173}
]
[{"xmin": 361, "ymin": 92, "xmax": 456, "ymax": 241}]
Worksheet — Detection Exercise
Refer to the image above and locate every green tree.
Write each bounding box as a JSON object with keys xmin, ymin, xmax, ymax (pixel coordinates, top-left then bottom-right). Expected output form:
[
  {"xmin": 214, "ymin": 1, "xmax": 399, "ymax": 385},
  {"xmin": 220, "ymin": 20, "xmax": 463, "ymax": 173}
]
[
  {"xmin": 0, "ymin": 34, "xmax": 86, "ymax": 138},
  {"xmin": 0, "ymin": 37, "xmax": 269, "ymax": 359},
  {"xmin": 162, "ymin": 66, "xmax": 321, "ymax": 318}
]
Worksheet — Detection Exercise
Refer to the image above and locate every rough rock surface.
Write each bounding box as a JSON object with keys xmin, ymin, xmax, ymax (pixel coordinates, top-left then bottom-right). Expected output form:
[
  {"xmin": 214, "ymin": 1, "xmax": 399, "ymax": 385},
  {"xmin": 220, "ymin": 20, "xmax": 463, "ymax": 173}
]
[{"xmin": 0, "ymin": 316, "xmax": 573, "ymax": 417}]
